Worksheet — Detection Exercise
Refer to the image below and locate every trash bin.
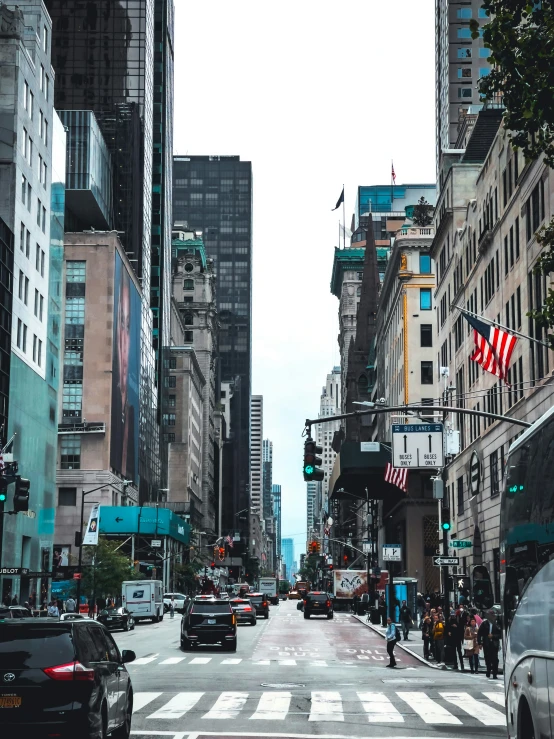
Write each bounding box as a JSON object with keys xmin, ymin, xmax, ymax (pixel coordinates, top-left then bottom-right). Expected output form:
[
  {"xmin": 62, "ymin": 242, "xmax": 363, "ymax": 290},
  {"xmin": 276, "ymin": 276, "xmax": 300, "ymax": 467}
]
[
  {"xmin": 370, "ymin": 607, "xmax": 380, "ymax": 625},
  {"xmin": 356, "ymin": 603, "xmax": 366, "ymax": 617}
]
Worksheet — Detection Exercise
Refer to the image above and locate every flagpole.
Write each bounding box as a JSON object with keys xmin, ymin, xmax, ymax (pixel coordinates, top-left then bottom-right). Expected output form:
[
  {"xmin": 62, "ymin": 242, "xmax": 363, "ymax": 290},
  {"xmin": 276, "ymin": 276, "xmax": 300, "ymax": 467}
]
[
  {"xmin": 452, "ymin": 304, "xmax": 550, "ymax": 349},
  {"xmin": 391, "ymin": 161, "xmax": 394, "ymax": 205},
  {"xmin": 339, "ymin": 182, "xmax": 346, "ymax": 249}
]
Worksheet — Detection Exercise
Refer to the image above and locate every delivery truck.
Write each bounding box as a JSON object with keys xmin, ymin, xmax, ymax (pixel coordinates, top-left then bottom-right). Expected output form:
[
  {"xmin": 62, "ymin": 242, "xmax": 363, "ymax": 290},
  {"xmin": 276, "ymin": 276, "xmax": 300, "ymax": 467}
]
[
  {"xmin": 332, "ymin": 569, "xmax": 389, "ymax": 610},
  {"xmin": 122, "ymin": 579, "xmax": 164, "ymax": 623},
  {"xmin": 258, "ymin": 577, "xmax": 279, "ymax": 605}
]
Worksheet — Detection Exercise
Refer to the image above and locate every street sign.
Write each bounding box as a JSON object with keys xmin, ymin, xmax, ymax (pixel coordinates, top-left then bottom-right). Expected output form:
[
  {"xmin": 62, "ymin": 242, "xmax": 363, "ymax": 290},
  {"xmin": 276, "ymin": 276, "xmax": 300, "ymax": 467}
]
[
  {"xmin": 392, "ymin": 423, "xmax": 444, "ymax": 468},
  {"xmin": 451, "ymin": 540, "xmax": 472, "ymax": 548},
  {"xmin": 362, "ymin": 541, "xmax": 372, "ymax": 554},
  {"xmin": 73, "ymin": 573, "xmax": 82, "ymax": 580},
  {"xmin": 383, "ymin": 544, "xmax": 402, "ymax": 562},
  {"xmin": 151, "ymin": 539, "xmax": 162, "ymax": 548},
  {"xmin": 360, "ymin": 442, "xmax": 379, "ymax": 452},
  {"xmin": 433, "ymin": 556, "xmax": 460, "ymax": 566}
]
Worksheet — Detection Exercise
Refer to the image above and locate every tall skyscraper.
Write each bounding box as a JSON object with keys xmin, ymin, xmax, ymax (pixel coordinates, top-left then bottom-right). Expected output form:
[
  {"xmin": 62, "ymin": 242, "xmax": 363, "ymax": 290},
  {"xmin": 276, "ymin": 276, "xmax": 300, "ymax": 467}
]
[
  {"xmin": 281, "ymin": 537, "xmax": 294, "ymax": 582},
  {"xmin": 173, "ymin": 155, "xmax": 253, "ymax": 523},
  {"xmin": 315, "ymin": 366, "xmax": 341, "ymax": 509},
  {"xmin": 250, "ymin": 396, "xmax": 263, "ymax": 514},
  {"xmin": 272, "ymin": 484, "xmax": 282, "ymax": 561},
  {"xmin": 435, "ymin": 1, "xmax": 492, "ymax": 181},
  {"xmin": 262, "ymin": 439, "xmax": 273, "ymax": 519},
  {"xmin": 45, "ymin": 0, "xmax": 175, "ymax": 498},
  {"xmin": 306, "ymin": 481, "xmax": 319, "ymax": 536}
]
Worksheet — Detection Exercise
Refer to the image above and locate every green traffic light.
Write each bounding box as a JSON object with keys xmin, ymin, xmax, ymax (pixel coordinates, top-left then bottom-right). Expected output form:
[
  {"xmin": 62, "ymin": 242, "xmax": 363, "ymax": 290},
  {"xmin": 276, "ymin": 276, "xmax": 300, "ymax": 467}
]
[
  {"xmin": 442, "ymin": 521, "xmax": 451, "ymax": 531},
  {"xmin": 0, "ymin": 493, "xmax": 6, "ymax": 502},
  {"xmin": 304, "ymin": 465, "xmax": 314, "ymax": 475}
]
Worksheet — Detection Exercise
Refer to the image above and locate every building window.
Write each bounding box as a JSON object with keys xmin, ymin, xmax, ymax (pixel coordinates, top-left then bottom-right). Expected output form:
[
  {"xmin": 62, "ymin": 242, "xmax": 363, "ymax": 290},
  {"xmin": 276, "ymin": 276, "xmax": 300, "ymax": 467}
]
[
  {"xmin": 457, "ymin": 27, "xmax": 472, "ymax": 38},
  {"xmin": 458, "ymin": 47, "xmax": 472, "ymax": 58},
  {"xmin": 169, "ymin": 357, "xmax": 177, "ymax": 369},
  {"xmin": 490, "ymin": 450, "xmax": 499, "ymax": 497},
  {"xmin": 458, "ymin": 88, "xmax": 473, "ymax": 98},
  {"xmin": 184, "ymin": 331, "xmax": 193, "ymax": 342},
  {"xmin": 183, "ymin": 312, "xmax": 193, "ymax": 326},
  {"xmin": 457, "ymin": 8, "xmax": 472, "ymax": 18},
  {"xmin": 419, "ymin": 254, "xmax": 431, "ymax": 273},
  {"xmin": 163, "ymin": 413, "xmax": 176, "ymax": 426},
  {"xmin": 60, "ymin": 435, "xmax": 81, "ymax": 470},
  {"xmin": 59, "ymin": 487, "xmax": 77, "ymax": 506},
  {"xmin": 62, "ymin": 383, "xmax": 83, "ymax": 418},
  {"xmin": 420, "ymin": 288, "xmax": 432, "ymax": 310},
  {"xmin": 479, "ymin": 68, "xmax": 490, "ymax": 77},
  {"xmin": 420, "ymin": 324, "xmax": 433, "ymax": 347},
  {"xmin": 163, "ymin": 433, "xmax": 175, "ymax": 443},
  {"xmin": 457, "ymin": 67, "xmax": 472, "ymax": 78},
  {"xmin": 457, "ymin": 476, "xmax": 464, "ymax": 514},
  {"xmin": 168, "ymin": 395, "xmax": 176, "ymax": 408},
  {"xmin": 478, "ymin": 8, "xmax": 489, "ymax": 17},
  {"xmin": 421, "ymin": 361, "xmax": 433, "ymax": 384},
  {"xmin": 183, "ymin": 279, "xmax": 194, "ymax": 290},
  {"xmin": 421, "ymin": 398, "xmax": 434, "ymax": 417}
]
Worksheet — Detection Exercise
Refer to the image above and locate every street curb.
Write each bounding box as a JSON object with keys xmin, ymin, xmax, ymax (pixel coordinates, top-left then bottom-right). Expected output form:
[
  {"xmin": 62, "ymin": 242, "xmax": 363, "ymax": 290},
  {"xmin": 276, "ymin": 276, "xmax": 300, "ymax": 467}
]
[{"xmin": 352, "ymin": 614, "xmax": 443, "ymax": 669}]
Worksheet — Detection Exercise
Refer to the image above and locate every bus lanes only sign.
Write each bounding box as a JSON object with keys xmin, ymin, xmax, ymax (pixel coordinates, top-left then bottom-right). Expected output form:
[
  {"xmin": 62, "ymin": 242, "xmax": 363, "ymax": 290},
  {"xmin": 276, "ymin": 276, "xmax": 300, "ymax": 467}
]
[{"xmin": 392, "ymin": 423, "xmax": 444, "ymax": 469}]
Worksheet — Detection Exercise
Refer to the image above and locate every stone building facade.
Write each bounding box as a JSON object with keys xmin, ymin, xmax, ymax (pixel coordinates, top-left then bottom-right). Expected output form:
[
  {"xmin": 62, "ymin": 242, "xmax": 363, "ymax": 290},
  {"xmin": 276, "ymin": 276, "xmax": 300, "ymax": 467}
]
[{"xmin": 432, "ymin": 113, "xmax": 554, "ymax": 601}]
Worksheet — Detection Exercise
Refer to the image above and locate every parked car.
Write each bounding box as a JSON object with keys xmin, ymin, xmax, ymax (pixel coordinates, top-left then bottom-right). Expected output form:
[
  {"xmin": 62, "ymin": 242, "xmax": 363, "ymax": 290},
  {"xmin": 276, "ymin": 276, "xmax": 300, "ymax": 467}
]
[
  {"xmin": 181, "ymin": 597, "xmax": 237, "ymax": 651},
  {"xmin": 59, "ymin": 613, "xmax": 90, "ymax": 621},
  {"xmin": 0, "ymin": 618, "xmax": 135, "ymax": 737},
  {"xmin": 97, "ymin": 607, "xmax": 135, "ymax": 632},
  {"xmin": 0, "ymin": 606, "xmax": 34, "ymax": 620},
  {"xmin": 163, "ymin": 593, "xmax": 188, "ymax": 613},
  {"xmin": 303, "ymin": 591, "xmax": 334, "ymax": 619},
  {"xmin": 247, "ymin": 593, "xmax": 270, "ymax": 619},
  {"xmin": 230, "ymin": 598, "xmax": 256, "ymax": 626}
]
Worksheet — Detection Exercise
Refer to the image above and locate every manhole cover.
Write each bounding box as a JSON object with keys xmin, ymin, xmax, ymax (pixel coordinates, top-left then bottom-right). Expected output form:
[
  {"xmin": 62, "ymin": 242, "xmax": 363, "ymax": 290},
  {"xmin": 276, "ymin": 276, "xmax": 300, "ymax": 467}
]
[{"xmin": 261, "ymin": 683, "xmax": 305, "ymax": 689}]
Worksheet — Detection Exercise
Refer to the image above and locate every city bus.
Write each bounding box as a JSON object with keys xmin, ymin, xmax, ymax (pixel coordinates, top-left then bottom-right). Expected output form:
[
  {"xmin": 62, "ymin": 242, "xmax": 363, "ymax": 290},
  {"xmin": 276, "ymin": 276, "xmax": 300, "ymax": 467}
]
[{"xmin": 500, "ymin": 403, "xmax": 554, "ymax": 739}]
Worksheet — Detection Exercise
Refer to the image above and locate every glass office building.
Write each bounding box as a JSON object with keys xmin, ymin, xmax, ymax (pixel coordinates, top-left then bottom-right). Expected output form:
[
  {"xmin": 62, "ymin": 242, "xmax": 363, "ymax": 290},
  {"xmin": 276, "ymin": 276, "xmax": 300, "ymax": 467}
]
[
  {"xmin": 173, "ymin": 155, "xmax": 253, "ymax": 528},
  {"xmin": 46, "ymin": 0, "xmax": 162, "ymax": 500}
]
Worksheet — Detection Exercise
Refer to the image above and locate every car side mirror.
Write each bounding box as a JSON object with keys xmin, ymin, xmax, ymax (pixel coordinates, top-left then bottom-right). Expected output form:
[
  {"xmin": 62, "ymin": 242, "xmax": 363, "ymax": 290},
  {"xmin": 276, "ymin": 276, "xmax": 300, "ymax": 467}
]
[{"xmin": 121, "ymin": 649, "xmax": 136, "ymax": 664}]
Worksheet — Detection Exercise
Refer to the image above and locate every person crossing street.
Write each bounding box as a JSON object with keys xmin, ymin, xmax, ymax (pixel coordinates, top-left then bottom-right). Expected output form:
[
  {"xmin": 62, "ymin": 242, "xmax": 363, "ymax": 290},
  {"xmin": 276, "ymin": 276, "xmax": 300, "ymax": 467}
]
[
  {"xmin": 385, "ymin": 617, "xmax": 399, "ymax": 668},
  {"xmin": 399, "ymin": 600, "xmax": 413, "ymax": 640}
]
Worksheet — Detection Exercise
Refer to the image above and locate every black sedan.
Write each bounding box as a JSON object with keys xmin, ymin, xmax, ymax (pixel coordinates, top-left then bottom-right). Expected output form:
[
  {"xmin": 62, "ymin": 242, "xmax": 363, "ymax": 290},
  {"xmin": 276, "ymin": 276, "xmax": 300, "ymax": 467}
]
[
  {"xmin": 97, "ymin": 606, "xmax": 135, "ymax": 632},
  {"xmin": 181, "ymin": 597, "xmax": 237, "ymax": 651},
  {"xmin": 230, "ymin": 598, "xmax": 257, "ymax": 625}
]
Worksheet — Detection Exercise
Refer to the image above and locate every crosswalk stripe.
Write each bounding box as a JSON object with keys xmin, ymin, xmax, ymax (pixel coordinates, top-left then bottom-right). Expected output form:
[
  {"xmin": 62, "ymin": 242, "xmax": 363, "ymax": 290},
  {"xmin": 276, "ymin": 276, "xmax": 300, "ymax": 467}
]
[
  {"xmin": 133, "ymin": 692, "xmax": 162, "ymax": 712},
  {"xmin": 358, "ymin": 691, "xmax": 404, "ymax": 722},
  {"xmin": 279, "ymin": 659, "xmax": 296, "ymax": 666},
  {"xmin": 159, "ymin": 657, "xmax": 185, "ymax": 665},
  {"xmin": 202, "ymin": 692, "xmax": 249, "ymax": 720},
  {"xmin": 250, "ymin": 691, "xmax": 292, "ymax": 720},
  {"xmin": 132, "ymin": 654, "xmax": 159, "ymax": 665},
  {"xmin": 147, "ymin": 692, "xmax": 204, "ymax": 720},
  {"xmin": 396, "ymin": 691, "xmax": 461, "ymax": 725},
  {"xmin": 221, "ymin": 658, "xmax": 242, "ymax": 664},
  {"xmin": 311, "ymin": 660, "xmax": 328, "ymax": 667},
  {"xmin": 189, "ymin": 657, "xmax": 212, "ymax": 665},
  {"xmin": 309, "ymin": 691, "xmax": 344, "ymax": 722},
  {"xmin": 253, "ymin": 660, "xmax": 271, "ymax": 666},
  {"xmin": 482, "ymin": 691, "xmax": 505, "ymax": 707},
  {"xmin": 440, "ymin": 692, "xmax": 506, "ymax": 726}
]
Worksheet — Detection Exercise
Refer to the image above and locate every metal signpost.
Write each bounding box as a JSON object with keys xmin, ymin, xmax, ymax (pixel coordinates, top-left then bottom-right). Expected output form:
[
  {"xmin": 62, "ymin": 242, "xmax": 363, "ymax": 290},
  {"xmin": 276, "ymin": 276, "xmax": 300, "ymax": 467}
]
[{"xmin": 391, "ymin": 423, "xmax": 445, "ymax": 468}]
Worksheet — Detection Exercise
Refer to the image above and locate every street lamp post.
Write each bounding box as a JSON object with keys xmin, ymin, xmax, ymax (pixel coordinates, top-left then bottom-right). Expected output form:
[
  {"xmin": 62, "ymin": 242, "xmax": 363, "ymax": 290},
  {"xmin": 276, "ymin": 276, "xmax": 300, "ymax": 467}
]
[{"xmin": 75, "ymin": 480, "xmax": 132, "ymax": 609}]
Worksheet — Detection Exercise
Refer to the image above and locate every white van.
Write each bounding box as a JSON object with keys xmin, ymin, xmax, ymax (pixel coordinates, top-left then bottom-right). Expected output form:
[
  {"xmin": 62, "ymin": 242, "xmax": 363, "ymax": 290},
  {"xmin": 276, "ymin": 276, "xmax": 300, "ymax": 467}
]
[{"xmin": 122, "ymin": 580, "xmax": 164, "ymax": 623}]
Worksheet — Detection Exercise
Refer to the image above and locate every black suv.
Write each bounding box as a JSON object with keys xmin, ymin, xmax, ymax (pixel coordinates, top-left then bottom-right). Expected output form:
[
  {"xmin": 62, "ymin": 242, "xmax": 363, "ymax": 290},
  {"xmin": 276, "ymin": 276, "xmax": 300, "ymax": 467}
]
[
  {"xmin": 304, "ymin": 592, "xmax": 334, "ymax": 619},
  {"xmin": 181, "ymin": 598, "xmax": 237, "ymax": 651},
  {"xmin": 0, "ymin": 618, "xmax": 135, "ymax": 738},
  {"xmin": 247, "ymin": 593, "xmax": 270, "ymax": 619}
]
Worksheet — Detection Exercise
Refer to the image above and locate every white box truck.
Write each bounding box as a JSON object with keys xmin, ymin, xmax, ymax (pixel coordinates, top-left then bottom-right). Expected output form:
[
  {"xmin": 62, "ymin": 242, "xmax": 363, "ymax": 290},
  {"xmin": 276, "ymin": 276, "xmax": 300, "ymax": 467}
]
[
  {"xmin": 258, "ymin": 577, "xmax": 279, "ymax": 605},
  {"xmin": 122, "ymin": 580, "xmax": 164, "ymax": 623}
]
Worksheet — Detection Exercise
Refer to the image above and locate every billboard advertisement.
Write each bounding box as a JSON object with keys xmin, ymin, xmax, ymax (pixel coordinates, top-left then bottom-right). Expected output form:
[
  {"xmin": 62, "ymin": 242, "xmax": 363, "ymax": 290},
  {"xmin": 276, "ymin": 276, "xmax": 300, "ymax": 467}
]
[
  {"xmin": 110, "ymin": 252, "xmax": 140, "ymax": 483},
  {"xmin": 83, "ymin": 504, "xmax": 100, "ymax": 546}
]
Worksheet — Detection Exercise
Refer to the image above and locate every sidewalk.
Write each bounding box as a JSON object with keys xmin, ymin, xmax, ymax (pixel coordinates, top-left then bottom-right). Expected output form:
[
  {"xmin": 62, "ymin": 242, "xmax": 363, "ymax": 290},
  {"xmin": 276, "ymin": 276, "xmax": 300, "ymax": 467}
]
[{"xmin": 352, "ymin": 614, "xmax": 504, "ymax": 674}]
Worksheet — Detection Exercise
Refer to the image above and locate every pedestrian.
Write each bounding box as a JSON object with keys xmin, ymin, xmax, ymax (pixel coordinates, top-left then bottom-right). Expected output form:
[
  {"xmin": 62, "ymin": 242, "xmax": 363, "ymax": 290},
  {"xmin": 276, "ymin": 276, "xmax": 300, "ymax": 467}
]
[
  {"xmin": 170, "ymin": 596, "xmax": 175, "ymax": 618},
  {"xmin": 65, "ymin": 596, "xmax": 76, "ymax": 613},
  {"xmin": 478, "ymin": 612, "xmax": 501, "ymax": 679},
  {"xmin": 464, "ymin": 617, "xmax": 480, "ymax": 673},
  {"xmin": 470, "ymin": 607, "xmax": 483, "ymax": 626},
  {"xmin": 421, "ymin": 615, "xmax": 433, "ymax": 661},
  {"xmin": 11, "ymin": 594, "xmax": 18, "ymax": 606},
  {"xmin": 378, "ymin": 595, "xmax": 387, "ymax": 627},
  {"xmin": 432, "ymin": 614, "xmax": 445, "ymax": 665},
  {"xmin": 399, "ymin": 600, "xmax": 413, "ymax": 640},
  {"xmin": 47, "ymin": 600, "xmax": 59, "ymax": 618},
  {"xmin": 446, "ymin": 614, "xmax": 464, "ymax": 670},
  {"xmin": 416, "ymin": 593, "xmax": 425, "ymax": 627},
  {"xmin": 385, "ymin": 617, "xmax": 399, "ymax": 668},
  {"xmin": 352, "ymin": 593, "xmax": 359, "ymax": 614}
]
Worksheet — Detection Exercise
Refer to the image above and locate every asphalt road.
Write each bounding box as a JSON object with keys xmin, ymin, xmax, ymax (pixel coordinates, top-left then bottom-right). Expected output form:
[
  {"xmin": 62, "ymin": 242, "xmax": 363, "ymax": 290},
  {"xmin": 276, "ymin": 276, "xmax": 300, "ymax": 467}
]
[{"xmin": 112, "ymin": 599, "xmax": 506, "ymax": 739}]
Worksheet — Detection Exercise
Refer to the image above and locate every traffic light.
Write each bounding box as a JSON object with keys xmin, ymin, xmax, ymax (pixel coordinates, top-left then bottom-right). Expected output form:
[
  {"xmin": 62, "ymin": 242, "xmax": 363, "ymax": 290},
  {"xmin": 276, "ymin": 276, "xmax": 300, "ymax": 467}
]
[
  {"xmin": 441, "ymin": 511, "xmax": 451, "ymax": 532},
  {"xmin": 218, "ymin": 547, "xmax": 225, "ymax": 561},
  {"xmin": 309, "ymin": 540, "xmax": 318, "ymax": 554},
  {"xmin": 316, "ymin": 541, "xmax": 321, "ymax": 553},
  {"xmin": 13, "ymin": 476, "xmax": 30, "ymax": 513},
  {"xmin": 210, "ymin": 561, "xmax": 216, "ymax": 570},
  {"xmin": 343, "ymin": 555, "xmax": 348, "ymax": 564},
  {"xmin": 0, "ymin": 491, "xmax": 6, "ymax": 503},
  {"xmin": 328, "ymin": 564, "xmax": 333, "ymax": 571},
  {"xmin": 441, "ymin": 520, "xmax": 451, "ymax": 531},
  {"xmin": 303, "ymin": 437, "xmax": 324, "ymax": 482}
]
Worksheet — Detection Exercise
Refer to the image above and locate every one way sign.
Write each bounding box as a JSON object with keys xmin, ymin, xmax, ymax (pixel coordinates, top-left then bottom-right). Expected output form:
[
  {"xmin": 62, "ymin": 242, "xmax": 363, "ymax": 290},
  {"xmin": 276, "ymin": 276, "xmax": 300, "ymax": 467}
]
[
  {"xmin": 383, "ymin": 545, "xmax": 402, "ymax": 562},
  {"xmin": 433, "ymin": 556, "xmax": 459, "ymax": 566}
]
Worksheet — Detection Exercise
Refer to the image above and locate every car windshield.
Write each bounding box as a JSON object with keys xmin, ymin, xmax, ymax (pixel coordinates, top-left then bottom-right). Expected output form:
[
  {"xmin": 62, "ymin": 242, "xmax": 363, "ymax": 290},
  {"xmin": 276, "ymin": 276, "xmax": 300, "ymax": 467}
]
[
  {"xmin": 249, "ymin": 596, "xmax": 264, "ymax": 603},
  {"xmin": 0, "ymin": 626, "xmax": 74, "ymax": 669},
  {"xmin": 308, "ymin": 594, "xmax": 329, "ymax": 602},
  {"xmin": 192, "ymin": 604, "xmax": 230, "ymax": 614}
]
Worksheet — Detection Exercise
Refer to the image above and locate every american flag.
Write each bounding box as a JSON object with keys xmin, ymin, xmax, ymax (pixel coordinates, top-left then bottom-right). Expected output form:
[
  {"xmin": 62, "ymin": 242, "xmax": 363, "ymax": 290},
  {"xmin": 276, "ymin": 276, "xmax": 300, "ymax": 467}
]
[
  {"xmin": 0, "ymin": 454, "xmax": 4, "ymax": 472},
  {"xmin": 391, "ymin": 162, "xmax": 396, "ymax": 185},
  {"xmin": 384, "ymin": 462, "xmax": 408, "ymax": 492},
  {"xmin": 462, "ymin": 311, "xmax": 517, "ymax": 384},
  {"xmin": 225, "ymin": 534, "xmax": 234, "ymax": 549}
]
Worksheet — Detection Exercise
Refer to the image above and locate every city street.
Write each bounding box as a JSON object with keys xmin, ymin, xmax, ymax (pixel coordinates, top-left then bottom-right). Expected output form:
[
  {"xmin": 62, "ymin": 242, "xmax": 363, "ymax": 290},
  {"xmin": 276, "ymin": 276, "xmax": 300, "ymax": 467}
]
[{"xmin": 113, "ymin": 599, "xmax": 506, "ymax": 739}]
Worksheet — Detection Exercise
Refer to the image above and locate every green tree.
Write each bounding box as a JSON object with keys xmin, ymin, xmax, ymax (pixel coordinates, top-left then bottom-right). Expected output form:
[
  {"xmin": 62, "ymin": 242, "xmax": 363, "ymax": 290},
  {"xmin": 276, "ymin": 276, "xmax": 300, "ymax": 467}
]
[
  {"xmin": 411, "ymin": 197, "xmax": 433, "ymax": 227},
  {"xmin": 297, "ymin": 554, "xmax": 319, "ymax": 585},
  {"xmin": 473, "ymin": 2, "xmax": 554, "ymax": 342},
  {"xmin": 81, "ymin": 537, "xmax": 139, "ymax": 604}
]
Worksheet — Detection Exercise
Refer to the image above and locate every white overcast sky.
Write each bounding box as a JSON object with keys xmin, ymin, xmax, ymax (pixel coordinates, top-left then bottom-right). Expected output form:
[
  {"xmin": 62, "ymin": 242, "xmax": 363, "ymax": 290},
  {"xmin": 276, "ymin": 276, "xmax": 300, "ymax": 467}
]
[{"xmin": 173, "ymin": 1, "xmax": 436, "ymax": 561}]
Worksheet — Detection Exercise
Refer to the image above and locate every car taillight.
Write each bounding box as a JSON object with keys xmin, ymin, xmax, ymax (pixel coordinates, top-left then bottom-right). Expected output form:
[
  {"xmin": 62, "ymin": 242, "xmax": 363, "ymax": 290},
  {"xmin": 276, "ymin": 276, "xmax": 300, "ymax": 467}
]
[
  {"xmin": 232, "ymin": 614, "xmax": 236, "ymax": 625},
  {"xmin": 243, "ymin": 606, "xmax": 252, "ymax": 611},
  {"xmin": 43, "ymin": 661, "xmax": 95, "ymax": 682},
  {"xmin": 303, "ymin": 600, "xmax": 307, "ymax": 605},
  {"xmin": 326, "ymin": 600, "xmax": 331, "ymax": 607}
]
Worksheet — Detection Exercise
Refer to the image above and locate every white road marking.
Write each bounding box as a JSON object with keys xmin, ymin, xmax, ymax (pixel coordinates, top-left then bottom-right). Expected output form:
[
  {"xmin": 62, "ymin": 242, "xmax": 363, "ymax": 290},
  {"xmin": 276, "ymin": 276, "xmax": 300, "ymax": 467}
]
[
  {"xmin": 132, "ymin": 654, "xmax": 159, "ymax": 665},
  {"xmin": 189, "ymin": 657, "xmax": 212, "ymax": 664},
  {"xmin": 396, "ymin": 691, "xmax": 461, "ymax": 724},
  {"xmin": 279, "ymin": 659, "xmax": 296, "ymax": 666},
  {"xmin": 133, "ymin": 692, "xmax": 162, "ymax": 712},
  {"xmin": 440, "ymin": 692, "xmax": 506, "ymax": 726},
  {"xmin": 309, "ymin": 691, "xmax": 344, "ymax": 722},
  {"xmin": 253, "ymin": 660, "xmax": 271, "ymax": 666},
  {"xmin": 147, "ymin": 692, "xmax": 204, "ymax": 720},
  {"xmin": 202, "ymin": 691, "xmax": 249, "ymax": 720},
  {"xmin": 482, "ymin": 691, "xmax": 505, "ymax": 706},
  {"xmin": 250, "ymin": 691, "xmax": 292, "ymax": 720},
  {"xmin": 311, "ymin": 660, "xmax": 328, "ymax": 667},
  {"xmin": 221, "ymin": 658, "xmax": 242, "ymax": 664},
  {"xmin": 159, "ymin": 657, "xmax": 185, "ymax": 665},
  {"xmin": 358, "ymin": 691, "xmax": 404, "ymax": 722}
]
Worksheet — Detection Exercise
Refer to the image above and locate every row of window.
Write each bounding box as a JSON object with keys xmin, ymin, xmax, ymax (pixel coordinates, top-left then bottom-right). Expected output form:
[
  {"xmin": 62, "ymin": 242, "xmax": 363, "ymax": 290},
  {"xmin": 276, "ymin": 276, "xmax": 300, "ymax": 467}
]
[
  {"xmin": 457, "ymin": 47, "xmax": 491, "ymax": 59},
  {"xmin": 15, "ymin": 318, "xmax": 42, "ymax": 367},
  {"xmin": 456, "ymin": 8, "xmax": 489, "ymax": 18},
  {"xmin": 457, "ymin": 67, "xmax": 490, "ymax": 79}
]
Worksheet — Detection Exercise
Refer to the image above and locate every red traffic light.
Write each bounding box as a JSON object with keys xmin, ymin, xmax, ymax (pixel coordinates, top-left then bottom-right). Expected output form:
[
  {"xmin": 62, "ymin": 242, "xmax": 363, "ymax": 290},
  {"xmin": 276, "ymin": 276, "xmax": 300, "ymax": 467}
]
[
  {"xmin": 343, "ymin": 555, "xmax": 348, "ymax": 563},
  {"xmin": 329, "ymin": 564, "xmax": 334, "ymax": 571},
  {"xmin": 210, "ymin": 561, "xmax": 215, "ymax": 568}
]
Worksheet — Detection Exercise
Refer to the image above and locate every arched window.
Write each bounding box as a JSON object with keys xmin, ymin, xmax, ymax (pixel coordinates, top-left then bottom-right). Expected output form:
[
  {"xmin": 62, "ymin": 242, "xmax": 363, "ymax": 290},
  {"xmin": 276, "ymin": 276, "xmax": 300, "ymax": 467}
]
[
  {"xmin": 183, "ymin": 279, "xmax": 194, "ymax": 290},
  {"xmin": 356, "ymin": 286, "xmax": 361, "ymax": 296},
  {"xmin": 357, "ymin": 374, "xmax": 368, "ymax": 397},
  {"xmin": 183, "ymin": 312, "xmax": 193, "ymax": 326}
]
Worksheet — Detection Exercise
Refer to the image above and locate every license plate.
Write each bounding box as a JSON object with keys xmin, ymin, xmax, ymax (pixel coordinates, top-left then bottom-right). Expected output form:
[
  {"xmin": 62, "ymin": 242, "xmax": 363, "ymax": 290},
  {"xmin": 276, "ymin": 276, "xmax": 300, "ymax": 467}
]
[
  {"xmin": 0, "ymin": 696, "xmax": 22, "ymax": 708},
  {"xmin": 108, "ymin": 617, "xmax": 114, "ymax": 620},
  {"xmin": 313, "ymin": 603, "xmax": 319, "ymax": 607},
  {"xmin": 207, "ymin": 619, "xmax": 216, "ymax": 624}
]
